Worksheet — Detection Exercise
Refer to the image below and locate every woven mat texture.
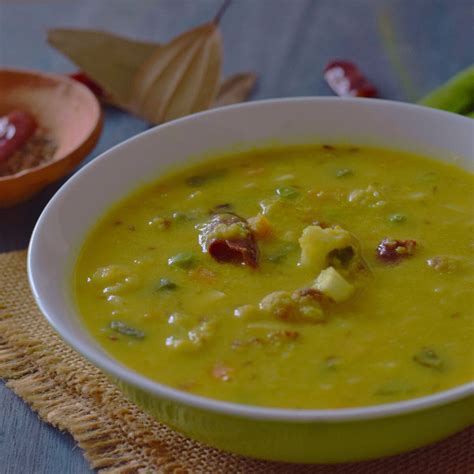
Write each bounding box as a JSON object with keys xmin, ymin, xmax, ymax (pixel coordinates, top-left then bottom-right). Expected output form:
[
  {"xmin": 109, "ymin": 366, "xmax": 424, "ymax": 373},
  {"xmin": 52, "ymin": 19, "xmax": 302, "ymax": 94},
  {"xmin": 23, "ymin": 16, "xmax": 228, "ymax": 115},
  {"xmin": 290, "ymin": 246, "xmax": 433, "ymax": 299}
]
[{"xmin": 0, "ymin": 250, "xmax": 472, "ymax": 473}]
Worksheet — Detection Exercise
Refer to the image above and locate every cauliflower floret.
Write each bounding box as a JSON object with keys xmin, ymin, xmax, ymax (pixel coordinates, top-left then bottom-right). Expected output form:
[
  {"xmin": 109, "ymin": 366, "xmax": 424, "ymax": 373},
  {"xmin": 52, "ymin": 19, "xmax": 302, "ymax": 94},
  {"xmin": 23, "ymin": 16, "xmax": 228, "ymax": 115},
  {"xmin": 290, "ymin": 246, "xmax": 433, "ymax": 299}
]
[
  {"xmin": 259, "ymin": 291, "xmax": 295, "ymax": 318},
  {"xmin": 313, "ymin": 266, "xmax": 354, "ymax": 302},
  {"xmin": 293, "ymin": 289, "xmax": 325, "ymax": 321},
  {"xmin": 299, "ymin": 225, "xmax": 352, "ymax": 272},
  {"xmin": 90, "ymin": 265, "xmax": 139, "ymax": 294},
  {"xmin": 259, "ymin": 289, "xmax": 325, "ymax": 323},
  {"xmin": 91, "ymin": 265, "xmax": 129, "ymax": 284},
  {"xmin": 165, "ymin": 312, "xmax": 216, "ymax": 352}
]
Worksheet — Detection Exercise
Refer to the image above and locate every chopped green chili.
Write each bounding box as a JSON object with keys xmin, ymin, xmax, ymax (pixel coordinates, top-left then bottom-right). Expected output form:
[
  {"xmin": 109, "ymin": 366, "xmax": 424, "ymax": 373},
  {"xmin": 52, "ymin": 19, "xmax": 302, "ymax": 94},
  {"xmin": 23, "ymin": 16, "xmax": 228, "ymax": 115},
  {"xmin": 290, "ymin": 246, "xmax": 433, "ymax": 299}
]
[
  {"xmin": 109, "ymin": 320, "xmax": 145, "ymax": 339},
  {"xmin": 389, "ymin": 213, "xmax": 407, "ymax": 223},
  {"xmin": 275, "ymin": 186, "xmax": 299, "ymax": 199},
  {"xmin": 413, "ymin": 347, "xmax": 443, "ymax": 371},
  {"xmin": 172, "ymin": 210, "xmax": 203, "ymax": 222},
  {"xmin": 168, "ymin": 252, "xmax": 196, "ymax": 269},
  {"xmin": 266, "ymin": 242, "xmax": 299, "ymax": 263},
  {"xmin": 157, "ymin": 278, "xmax": 178, "ymax": 290}
]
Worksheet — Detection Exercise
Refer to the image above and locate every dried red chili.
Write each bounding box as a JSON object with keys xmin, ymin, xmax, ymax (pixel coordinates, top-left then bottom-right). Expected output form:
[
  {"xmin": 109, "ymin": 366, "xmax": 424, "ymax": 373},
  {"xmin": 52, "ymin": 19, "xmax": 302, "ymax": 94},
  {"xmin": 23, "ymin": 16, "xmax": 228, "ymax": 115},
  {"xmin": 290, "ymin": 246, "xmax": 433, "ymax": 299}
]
[
  {"xmin": 199, "ymin": 213, "xmax": 259, "ymax": 267},
  {"xmin": 324, "ymin": 61, "xmax": 378, "ymax": 98},
  {"xmin": 377, "ymin": 238, "xmax": 417, "ymax": 263},
  {"xmin": 0, "ymin": 110, "xmax": 38, "ymax": 162}
]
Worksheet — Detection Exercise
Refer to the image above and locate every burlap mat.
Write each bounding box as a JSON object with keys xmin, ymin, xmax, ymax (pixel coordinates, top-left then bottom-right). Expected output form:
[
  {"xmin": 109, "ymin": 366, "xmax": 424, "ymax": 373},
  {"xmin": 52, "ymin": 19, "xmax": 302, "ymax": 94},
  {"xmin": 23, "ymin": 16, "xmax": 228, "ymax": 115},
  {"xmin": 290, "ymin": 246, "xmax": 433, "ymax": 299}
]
[{"xmin": 0, "ymin": 250, "xmax": 472, "ymax": 473}]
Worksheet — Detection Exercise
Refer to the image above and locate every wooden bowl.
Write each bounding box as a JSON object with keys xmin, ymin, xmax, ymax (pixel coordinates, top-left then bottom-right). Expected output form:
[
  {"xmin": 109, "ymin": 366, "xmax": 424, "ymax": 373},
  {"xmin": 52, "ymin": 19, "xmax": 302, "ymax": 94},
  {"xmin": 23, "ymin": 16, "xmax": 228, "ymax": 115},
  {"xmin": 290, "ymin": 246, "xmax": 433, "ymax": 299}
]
[{"xmin": 0, "ymin": 69, "xmax": 103, "ymax": 207}]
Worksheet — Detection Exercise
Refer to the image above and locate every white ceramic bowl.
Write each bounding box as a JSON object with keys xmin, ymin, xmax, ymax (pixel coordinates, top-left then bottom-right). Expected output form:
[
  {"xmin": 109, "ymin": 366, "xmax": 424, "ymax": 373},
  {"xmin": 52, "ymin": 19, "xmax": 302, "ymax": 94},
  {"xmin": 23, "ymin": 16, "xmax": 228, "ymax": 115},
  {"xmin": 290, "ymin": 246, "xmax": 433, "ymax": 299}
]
[{"xmin": 28, "ymin": 98, "xmax": 474, "ymax": 463}]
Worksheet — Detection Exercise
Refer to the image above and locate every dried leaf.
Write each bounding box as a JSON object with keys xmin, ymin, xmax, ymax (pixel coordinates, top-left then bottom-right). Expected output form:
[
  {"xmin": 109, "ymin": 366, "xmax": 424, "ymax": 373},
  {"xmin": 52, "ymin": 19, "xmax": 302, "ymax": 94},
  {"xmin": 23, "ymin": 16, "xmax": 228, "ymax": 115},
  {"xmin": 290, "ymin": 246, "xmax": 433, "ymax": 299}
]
[
  {"xmin": 130, "ymin": 23, "xmax": 222, "ymax": 123},
  {"xmin": 47, "ymin": 1, "xmax": 257, "ymax": 124},
  {"xmin": 47, "ymin": 29, "xmax": 159, "ymax": 106},
  {"xmin": 213, "ymin": 72, "xmax": 257, "ymax": 107}
]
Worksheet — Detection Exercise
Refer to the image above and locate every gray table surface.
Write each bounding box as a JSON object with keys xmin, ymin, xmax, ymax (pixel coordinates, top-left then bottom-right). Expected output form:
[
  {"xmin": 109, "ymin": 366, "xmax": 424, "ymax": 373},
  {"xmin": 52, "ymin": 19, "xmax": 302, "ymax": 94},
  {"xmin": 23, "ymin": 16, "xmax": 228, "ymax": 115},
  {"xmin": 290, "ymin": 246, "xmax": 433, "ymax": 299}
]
[{"xmin": 0, "ymin": 0, "xmax": 472, "ymax": 472}]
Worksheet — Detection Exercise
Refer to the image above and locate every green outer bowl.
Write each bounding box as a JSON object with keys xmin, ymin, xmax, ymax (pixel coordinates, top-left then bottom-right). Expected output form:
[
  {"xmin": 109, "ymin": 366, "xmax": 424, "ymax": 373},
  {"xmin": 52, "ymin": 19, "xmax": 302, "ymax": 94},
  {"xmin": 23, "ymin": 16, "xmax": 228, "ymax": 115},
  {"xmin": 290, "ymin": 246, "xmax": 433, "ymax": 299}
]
[
  {"xmin": 28, "ymin": 98, "xmax": 474, "ymax": 464},
  {"xmin": 116, "ymin": 377, "xmax": 473, "ymax": 463}
]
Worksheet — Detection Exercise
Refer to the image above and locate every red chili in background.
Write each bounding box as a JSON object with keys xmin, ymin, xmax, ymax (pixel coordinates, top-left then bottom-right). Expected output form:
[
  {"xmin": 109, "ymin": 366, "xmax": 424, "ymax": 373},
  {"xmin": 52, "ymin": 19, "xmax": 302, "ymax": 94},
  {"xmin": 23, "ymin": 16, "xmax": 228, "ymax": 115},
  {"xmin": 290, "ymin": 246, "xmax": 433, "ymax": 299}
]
[
  {"xmin": 324, "ymin": 61, "xmax": 378, "ymax": 98},
  {"xmin": 68, "ymin": 72, "xmax": 105, "ymax": 99},
  {"xmin": 0, "ymin": 110, "xmax": 38, "ymax": 162}
]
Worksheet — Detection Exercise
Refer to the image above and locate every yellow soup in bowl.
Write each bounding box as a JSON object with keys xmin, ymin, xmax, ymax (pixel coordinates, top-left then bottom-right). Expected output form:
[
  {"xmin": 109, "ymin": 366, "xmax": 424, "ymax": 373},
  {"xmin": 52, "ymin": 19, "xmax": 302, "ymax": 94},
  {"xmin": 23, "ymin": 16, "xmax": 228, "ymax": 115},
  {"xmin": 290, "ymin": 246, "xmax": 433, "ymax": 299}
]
[{"xmin": 74, "ymin": 144, "xmax": 474, "ymax": 409}]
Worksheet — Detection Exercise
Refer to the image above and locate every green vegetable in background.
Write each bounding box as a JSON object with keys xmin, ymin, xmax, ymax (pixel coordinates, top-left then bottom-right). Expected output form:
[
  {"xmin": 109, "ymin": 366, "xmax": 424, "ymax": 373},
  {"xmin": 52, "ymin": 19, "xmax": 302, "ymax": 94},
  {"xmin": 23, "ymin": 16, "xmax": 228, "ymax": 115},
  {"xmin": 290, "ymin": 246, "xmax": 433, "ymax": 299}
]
[{"xmin": 417, "ymin": 65, "xmax": 474, "ymax": 117}]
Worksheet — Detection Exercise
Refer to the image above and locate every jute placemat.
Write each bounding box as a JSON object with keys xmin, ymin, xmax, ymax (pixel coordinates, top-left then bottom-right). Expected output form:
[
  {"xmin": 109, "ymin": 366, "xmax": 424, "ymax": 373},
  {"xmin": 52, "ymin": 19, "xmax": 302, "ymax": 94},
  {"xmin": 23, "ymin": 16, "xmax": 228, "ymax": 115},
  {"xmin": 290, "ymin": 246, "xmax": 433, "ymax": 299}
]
[{"xmin": 0, "ymin": 250, "xmax": 472, "ymax": 473}]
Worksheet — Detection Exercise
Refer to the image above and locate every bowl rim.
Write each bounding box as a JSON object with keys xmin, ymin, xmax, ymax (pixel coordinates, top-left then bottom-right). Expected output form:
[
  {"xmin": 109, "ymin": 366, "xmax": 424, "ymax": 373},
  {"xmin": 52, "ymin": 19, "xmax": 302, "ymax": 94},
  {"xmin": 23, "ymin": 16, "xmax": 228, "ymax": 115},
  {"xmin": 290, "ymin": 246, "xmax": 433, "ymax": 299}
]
[
  {"xmin": 0, "ymin": 67, "xmax": 102, "ymax": 182},
  {"xmin": 28, "ymin": 97, "xmax": 474, "ymax": 422}
]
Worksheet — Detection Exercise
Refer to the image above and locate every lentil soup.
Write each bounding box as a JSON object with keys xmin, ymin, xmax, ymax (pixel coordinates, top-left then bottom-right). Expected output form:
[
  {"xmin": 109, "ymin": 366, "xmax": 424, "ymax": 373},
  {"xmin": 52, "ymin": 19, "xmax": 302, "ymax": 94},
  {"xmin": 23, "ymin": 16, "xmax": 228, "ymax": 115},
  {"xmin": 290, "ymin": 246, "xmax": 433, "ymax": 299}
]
[{"xmin": 74, "ymin": 145, "xmax": 474, "ymax": 409}]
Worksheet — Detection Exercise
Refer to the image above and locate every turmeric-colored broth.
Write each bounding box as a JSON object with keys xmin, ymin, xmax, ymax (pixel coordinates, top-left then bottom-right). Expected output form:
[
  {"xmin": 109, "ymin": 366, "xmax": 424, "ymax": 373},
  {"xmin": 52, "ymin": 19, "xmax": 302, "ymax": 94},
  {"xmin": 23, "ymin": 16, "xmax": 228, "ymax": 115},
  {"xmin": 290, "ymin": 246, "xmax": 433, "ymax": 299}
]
[{"xmin": 74, "ymin": 145, "xmax": 474, "ymax": 408}]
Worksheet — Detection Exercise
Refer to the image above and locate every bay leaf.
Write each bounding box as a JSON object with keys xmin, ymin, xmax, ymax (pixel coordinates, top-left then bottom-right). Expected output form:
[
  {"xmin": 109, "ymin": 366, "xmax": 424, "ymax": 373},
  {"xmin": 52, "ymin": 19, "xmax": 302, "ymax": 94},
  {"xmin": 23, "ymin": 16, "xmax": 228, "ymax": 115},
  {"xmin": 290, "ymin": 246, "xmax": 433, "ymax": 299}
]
[
  {"xmin": 47, "ymin": 29, "xmax": 160, "ymax": 107},
  {"xmin": 213, "ymin": 72, "xmax": 257, "ymax": 107},
  {"xmin": 47, "ymin": 1, "xmax": 257, "ymax": 124},
  {"xmin": 130, "ymin": 23, "xmax": 222, "ymax": 123}
]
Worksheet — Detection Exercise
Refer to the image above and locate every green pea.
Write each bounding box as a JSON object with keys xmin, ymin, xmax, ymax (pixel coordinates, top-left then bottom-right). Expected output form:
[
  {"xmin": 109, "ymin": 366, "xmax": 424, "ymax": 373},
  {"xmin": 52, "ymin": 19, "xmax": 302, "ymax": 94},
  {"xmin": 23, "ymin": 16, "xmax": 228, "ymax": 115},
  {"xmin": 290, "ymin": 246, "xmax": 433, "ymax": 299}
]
[
  {"xmin": 168, "ymin": 252, "xmax": 196, "ymax": 269},
  {"xmin": 389, "ymin": 213, "xmax": 407, "ymax": 223},
  {"xmin": 336, "ymin": 168, "xmax": 354, "ymax": 178},
  {"xmin": 275, "ymin": 186, "xmax": 299, "ymax": 199},
  {"xmin": 172, "ymin": 210, "xmax": 203, "ymax": 222}
]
